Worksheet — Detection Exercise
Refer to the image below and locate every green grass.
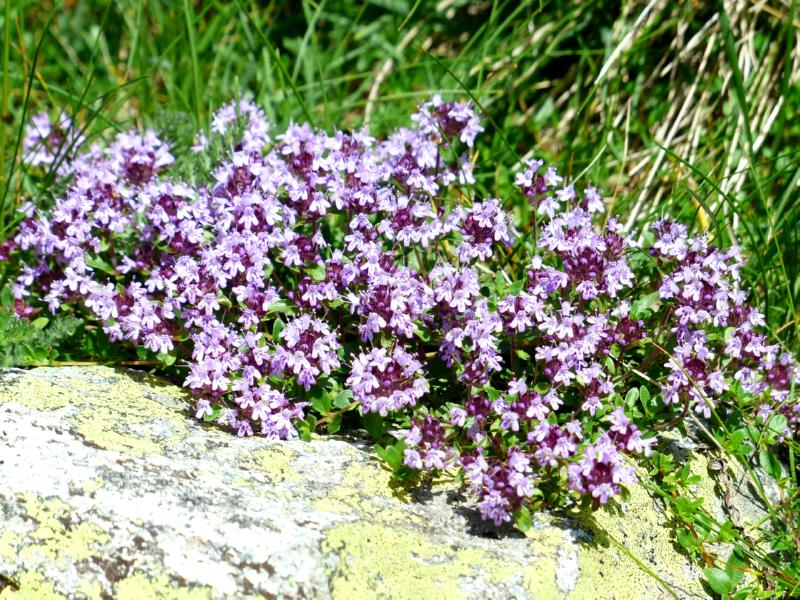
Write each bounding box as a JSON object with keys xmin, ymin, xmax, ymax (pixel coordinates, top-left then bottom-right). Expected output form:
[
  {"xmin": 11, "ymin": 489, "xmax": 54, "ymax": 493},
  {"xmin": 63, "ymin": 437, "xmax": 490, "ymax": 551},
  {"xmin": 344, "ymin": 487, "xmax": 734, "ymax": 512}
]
[{"xmin": 1, "ymin": 1, "xmax": 800, "ymax": 597}]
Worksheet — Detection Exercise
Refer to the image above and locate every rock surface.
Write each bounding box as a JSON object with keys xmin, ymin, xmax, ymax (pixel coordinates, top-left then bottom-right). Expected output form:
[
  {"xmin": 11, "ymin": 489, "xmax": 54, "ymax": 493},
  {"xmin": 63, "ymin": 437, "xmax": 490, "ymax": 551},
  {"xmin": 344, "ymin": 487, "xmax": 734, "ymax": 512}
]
[{"xmin": 0, "ymin": 367, "xmax": 766, "ymax": 599}]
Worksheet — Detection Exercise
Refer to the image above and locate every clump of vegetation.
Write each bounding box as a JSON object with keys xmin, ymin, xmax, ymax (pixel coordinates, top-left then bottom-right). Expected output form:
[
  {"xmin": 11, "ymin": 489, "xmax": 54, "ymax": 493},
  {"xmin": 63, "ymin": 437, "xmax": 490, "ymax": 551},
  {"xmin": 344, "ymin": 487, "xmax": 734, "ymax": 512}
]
[{"xmin": 4, "ymin": 101, "xmax": 799, "ymax": 598}]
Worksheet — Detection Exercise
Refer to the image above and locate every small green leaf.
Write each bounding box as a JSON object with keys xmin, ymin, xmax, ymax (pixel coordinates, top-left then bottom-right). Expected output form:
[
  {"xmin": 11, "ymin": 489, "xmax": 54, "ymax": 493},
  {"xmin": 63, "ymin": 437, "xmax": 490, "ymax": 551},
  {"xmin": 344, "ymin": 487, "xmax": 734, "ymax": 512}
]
[
  {"xmin": 390, "ymin": 465, "xmax": 416, "ymax": 482},
  {"xmin": 726, "ymin": 428, "xmax": 747, "ymax": 454},
  {"xmin": 766, "ymin": 414, "xmax": 788, "ymax": 438},
  {"xmin": 332, "ymin": 390, "xmax": 354, "ymax": 409},
  {"xmin": 310, "ymin": 389, "xmax": 332, "ymax": 414},
  {"xmin": 703, "ymin": 567, "xmax": 733, "ymax": 596},
  {"xmin": 265, "ymin": 300, "xmax": 296, "ymax": 316},
  {"xmin": 514, "ymin": 506, "xmax": 532, "ymax": 533},
  {"xmin": 374, "ymin": 444, "xmax": 388, "ymax": 462},
  {"xmin": 31, "ymin": 316, "xmax": 49, "ymax": 330},
  {"xmin": 483, "ymin": 385, "xmax": 501, "ymax": 401},
  {"xmin": 306, "ymin": 263, "xmax": 326, "ymax": 282},
  {"xmin": 272, "ymin": 318, "xmax": 285, "ymax": 342},
  {"xmin": 203, "ymin": 404, "xmax": 222, "ymax": 423},
  {"xmin": 630, "ymin": 291, "xmax": 660, "ymax": 319},
  {"xmin": 158, "ymin": 352, "xmax": 177, "ymax": 366},
  {"xmin": 625, "ymin": 388, "xmax": 639, "ymax": 408},
  {"xmin": 495, "ymin": 271, "xmax": 507, "ymax": 294},
  {"xmin": 327, "ymin": 413, "xmax": 342, "ymax": 434},
  {"xmin": 508, "ymin": 279, "xmax": 525, "ymax": 295},
  {"xmin": 22, "ymin": 344, "xmax": 49, "ymax": 363},
  {"xmin": 86, "ymin": 255, "xmax": 117, "ymax": 276},
  {"xmin": 327, "ymin": 298, "xmax": 345, "ymax": 309},
  {"xmin": 382, "ymin": 441, "xmax": 405, "ymax": 469},
  {"xmin": 640, "ymin": 385, "xmax": 651, "ymax": 405},
  {"xmin": 305, "ymin": 414, "xmax": 317, "ymax": 431},
  {"xmin": 673, "ymin": 496, "xmax": 704, "ymax": 522},
  {"xmin": 676, "ymin": 527, "xmax": 698, "ymax": 550},
  {"xmin": 724, "ymin": 548, "xmax": 747, "ymax": 586},
  {"xmin": 363, "ymin": 412, "xmax": 384, "ymax": 439},
  {"xmin": 759, "ymin": 449, "xmax": 783, "ymax": 481},
  {"xmin": 715, "ymin": 520, "xmax": 739, "ymax": 543},
  {"xmin": 619, "ymin": 485, "xmax": 631, "ymax": 501},
  {"xmin": 604, "ymin": 355, "xmax": 616, "ymax": 375},
  {"xmin": 743, "ymin": 425, "xmax": 761, "ymax": 444},
  {"xmin": 297, "ymin": 414, "xmax": 317, "ymax": 442}
]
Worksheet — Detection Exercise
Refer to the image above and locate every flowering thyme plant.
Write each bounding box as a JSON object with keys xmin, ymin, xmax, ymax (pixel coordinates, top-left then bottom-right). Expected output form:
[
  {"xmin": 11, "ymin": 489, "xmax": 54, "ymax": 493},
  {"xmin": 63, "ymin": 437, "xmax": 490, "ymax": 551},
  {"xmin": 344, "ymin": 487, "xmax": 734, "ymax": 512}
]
[{"xmin": 4, "ymin": 97, "xmax": 798, "ymax": 528}]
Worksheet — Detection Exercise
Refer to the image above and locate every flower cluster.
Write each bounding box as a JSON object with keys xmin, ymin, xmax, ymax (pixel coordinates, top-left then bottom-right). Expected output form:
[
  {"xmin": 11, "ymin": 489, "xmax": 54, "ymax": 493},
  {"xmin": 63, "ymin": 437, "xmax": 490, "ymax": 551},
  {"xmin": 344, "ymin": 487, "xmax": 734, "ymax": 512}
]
[
  {"xmin": 22, "ymin": 111, "xmax": 85, "ymax": 172},
  {"xmin": 6, "ymin": 96, "xmax": 797, "ymax": 527},
  {"xmin": 650, "ymin": 221, "xmax": 800, "ymax": 426},
  {"xmin": 348, "ymin": 346, "xmax": 427, "ymax": 415}
]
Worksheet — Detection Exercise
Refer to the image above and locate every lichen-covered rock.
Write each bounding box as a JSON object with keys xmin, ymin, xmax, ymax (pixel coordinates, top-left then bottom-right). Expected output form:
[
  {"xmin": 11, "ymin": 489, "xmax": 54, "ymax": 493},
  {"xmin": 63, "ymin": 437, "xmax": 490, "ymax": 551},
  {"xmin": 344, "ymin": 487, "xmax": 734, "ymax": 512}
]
[{"xmin": 0, "ymin": 366, "xmax": 759, "ymax": 599}]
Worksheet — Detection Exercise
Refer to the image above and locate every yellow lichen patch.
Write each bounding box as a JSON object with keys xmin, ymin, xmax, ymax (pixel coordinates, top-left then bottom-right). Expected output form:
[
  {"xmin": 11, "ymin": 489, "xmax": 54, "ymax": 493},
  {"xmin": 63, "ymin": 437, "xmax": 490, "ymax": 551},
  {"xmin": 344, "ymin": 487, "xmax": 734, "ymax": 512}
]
[
  {"xmin": 322, "ymin": 486, "xmax": 422, "ymax": 527},
  {"xmin": 567, "ymin": 483, "xmax": 707, "ymax": 599},
  {"xmin": 114, "ymin": 573, "xmax": 215, "ymax": 600},
  {"xmin": 79, "ymin": 477, "xmax": 104, "ymax": 495},
  {"xmin": 74, "ymin": 423, "xmax": 164, "ymax": 455},
  {"xmin": 519, "ymin": 529, "xmax": 562, "ymax": 593},
  {"xmin": 311, "ymin": 496, "xmax": 353, "ymax": 515},
  {"xmin": 0, "ymin": 376, "xmax": 72, "ymax": 412},
  {"xmin": 323, "ymin": 522, "xmax": 539, "ymax": 599},
  {"xmin": 75, "ymin": 579, "xmax": 104, "ymax": 600},
  {"xmin": 17, "ymin": 494, "xmax": 71, "ymax": 539},
  {"xmin": 309, "ymin": 452, "xmax": 428, "ymax": 525},
  {"xmin": 0, "ymin": 368, "xmax": 193, "ymax": 457},
  {"xmin": 339, "ymin": 451, "xmax": 398, "ymax": 499},
  {"xmin": 0, "ymin": 530, "xmax": 21, "ymax": 562},
  {"xmin": 0, "ymin": 570, "xmax": 66, "ymax": 599},
  {"xmin": 326, "ymin": 485, "xmax": 423, "ymax": 524},
  {"xmin": 244, "ymin": 444, "xmax": 300, "ymax": 483},
  {"xmin": 15, "ymin": 493, "xmax": 109, "ymax": 566}
]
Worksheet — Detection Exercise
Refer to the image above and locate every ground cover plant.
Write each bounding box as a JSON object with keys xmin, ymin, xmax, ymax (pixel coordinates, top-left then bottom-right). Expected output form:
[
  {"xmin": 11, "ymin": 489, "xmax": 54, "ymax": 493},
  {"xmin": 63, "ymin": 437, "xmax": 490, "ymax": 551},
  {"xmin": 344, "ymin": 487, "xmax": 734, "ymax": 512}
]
[
  {"xmin": 2, "ymin": 1, "xmax": 800, "ymax": 598},
  {"xmin": 5, "ymin": 95, "xmax": 800, "ymax": 598}
]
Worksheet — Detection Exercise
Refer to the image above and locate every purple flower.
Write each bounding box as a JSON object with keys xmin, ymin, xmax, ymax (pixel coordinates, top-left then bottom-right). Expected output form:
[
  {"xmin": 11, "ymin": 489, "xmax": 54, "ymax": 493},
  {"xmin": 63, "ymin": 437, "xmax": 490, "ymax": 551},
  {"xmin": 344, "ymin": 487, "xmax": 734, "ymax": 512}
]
[
  {"xmin": 22, "ymin": 112, "xmax": 85, "ymax": 174},
  {"xmin": 347, "ymin": 346, "xmax": 427, "ymax": 415},
  {"xmin": 271, "ymin": 314, "xmax": 341, "ymax": 390}
]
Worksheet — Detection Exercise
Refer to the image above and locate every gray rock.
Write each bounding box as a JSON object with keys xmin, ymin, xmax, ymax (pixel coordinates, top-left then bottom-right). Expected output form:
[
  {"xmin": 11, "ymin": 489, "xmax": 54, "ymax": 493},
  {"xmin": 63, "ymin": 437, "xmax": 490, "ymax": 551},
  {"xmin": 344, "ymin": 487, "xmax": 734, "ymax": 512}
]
[{"xmin": 0, "ymin": 366, "xmax": 755, "ymax": 599}]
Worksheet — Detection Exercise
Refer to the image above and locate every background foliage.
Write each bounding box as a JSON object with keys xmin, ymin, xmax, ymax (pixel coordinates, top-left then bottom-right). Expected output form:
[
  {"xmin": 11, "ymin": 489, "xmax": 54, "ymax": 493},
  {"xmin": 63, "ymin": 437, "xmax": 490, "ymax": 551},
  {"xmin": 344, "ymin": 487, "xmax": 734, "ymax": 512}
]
[{"xmin": 3, "ymin": 0, "xmax": 799, "ymax": 344}]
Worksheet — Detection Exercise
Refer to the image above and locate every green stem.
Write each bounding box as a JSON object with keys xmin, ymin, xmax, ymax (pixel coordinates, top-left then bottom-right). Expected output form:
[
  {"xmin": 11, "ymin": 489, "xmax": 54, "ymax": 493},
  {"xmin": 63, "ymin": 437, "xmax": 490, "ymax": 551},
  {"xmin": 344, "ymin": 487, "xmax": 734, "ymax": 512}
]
[
  {"xmin": 316, "ymin": 400, "xmax": 360, "ymax": 426},
  {"xmin": 183, "ymin": 0, "xmax": 203, "ymax": 125},
  {"xmin": 0, "ymin": 0, "xmax": 11, "ymax": 205}
]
